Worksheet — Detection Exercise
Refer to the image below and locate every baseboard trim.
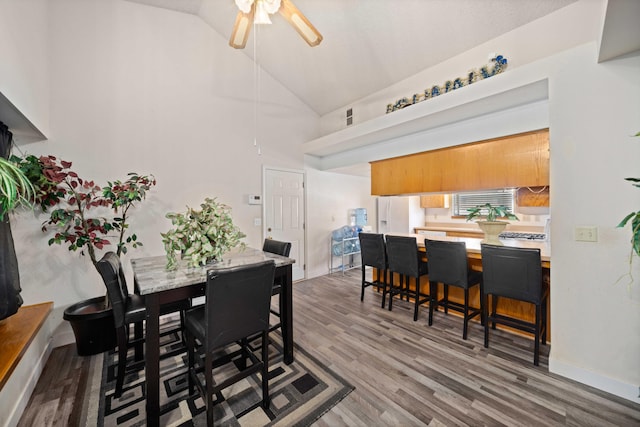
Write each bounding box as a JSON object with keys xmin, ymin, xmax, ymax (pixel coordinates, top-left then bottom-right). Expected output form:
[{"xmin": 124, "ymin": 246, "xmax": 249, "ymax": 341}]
[{"xmin": 549, "ymin": 357, "xmax": 640, "ymax": 404}]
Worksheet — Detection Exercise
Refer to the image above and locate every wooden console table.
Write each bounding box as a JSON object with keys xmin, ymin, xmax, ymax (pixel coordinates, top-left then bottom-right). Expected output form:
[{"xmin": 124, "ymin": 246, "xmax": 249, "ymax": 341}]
[{"xmin": 0, "ymin": 302, "xmax": 53, "ymax": 390}]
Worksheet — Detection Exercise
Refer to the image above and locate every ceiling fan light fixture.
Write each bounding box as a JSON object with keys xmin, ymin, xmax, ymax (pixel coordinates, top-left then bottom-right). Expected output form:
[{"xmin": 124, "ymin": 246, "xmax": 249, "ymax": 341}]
[
  {"xmin": 234, "ymin": 0, "xmax": 253, "ymax": 14},
  {"xmin": 232, "ymin": 15, "xmax": 252, "ymax": 46},
  {"xmin": 230, "ymin": 0, "xmax": 321, "ymax": 49},
  {"xmin": 254, "ymin": 1, "xmax": 273, "ymax": 24},
  {"xmin": 291, "ymin": 13, "xmax": 320, "ymax": 45},
  {"xmin": 278, "ymin": 0, "xmax": 322, "ymax": 47}
]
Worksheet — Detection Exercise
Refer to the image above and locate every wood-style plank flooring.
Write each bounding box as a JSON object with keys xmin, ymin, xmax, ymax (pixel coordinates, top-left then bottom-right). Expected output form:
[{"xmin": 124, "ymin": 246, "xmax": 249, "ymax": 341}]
[{"xmin": 17, "ymin": 270, "xmax": 640, "ymax": 426}]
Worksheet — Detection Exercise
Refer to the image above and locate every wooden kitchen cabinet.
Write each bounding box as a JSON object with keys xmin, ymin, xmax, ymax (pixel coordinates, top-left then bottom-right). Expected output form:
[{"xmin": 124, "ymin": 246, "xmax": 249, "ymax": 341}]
[
  {"xmin": 517, "ymin": 186, "xmax": 550, "ymax": 207},
  {"xmin": 420, "ymin": 194, "xmax": 446, "ymax": 208},
  {"xmin": 371, "ymin": 129, "xmax": 549, "ymax": 196}
]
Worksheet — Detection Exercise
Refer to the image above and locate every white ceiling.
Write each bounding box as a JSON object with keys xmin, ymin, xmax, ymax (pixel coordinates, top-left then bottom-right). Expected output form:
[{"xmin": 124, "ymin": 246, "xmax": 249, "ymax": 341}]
[{"xmin": 125, "ymin": 0, "xmax": 579, "ymax": 116}]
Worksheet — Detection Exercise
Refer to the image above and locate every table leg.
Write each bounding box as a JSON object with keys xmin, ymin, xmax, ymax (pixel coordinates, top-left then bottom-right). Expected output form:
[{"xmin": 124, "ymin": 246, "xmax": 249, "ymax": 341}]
[
  {"xmin": 145, "ymin": 293, "xmax": 161, "ymax": 427},
  {"xmin": 281, "ymin": 264, "xmax": 294, "ymax": 364}
]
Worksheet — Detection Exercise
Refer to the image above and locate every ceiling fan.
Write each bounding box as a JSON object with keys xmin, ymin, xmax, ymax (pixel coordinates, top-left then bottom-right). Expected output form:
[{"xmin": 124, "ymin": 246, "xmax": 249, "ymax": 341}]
[{"xmin": 230, "ymin": 0, "xmax": 323, "ymax": 49}]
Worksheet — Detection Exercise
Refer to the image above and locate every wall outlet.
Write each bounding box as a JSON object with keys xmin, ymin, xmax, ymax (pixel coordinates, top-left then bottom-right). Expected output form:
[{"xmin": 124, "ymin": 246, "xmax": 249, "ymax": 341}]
[
  {"xmin": 253, "ymin": 218, "xmax": 261, "ymax": 227},
  {"xmin": 575, "ymin": 226, "xmax": 597, "ymax": 242}
]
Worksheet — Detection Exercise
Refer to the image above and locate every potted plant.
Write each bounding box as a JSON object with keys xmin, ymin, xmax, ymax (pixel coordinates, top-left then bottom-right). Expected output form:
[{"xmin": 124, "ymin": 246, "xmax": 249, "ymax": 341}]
[
  {"xmin": 0, "ymin": 157, "xmax": 34, "ymax": 215},
  {"xmin": 0, "ymin": 156, "xmax": 35, "ymax": 322},
  {"xmin": 617, "ymin": 131, "xmax": 640, "ymax": 267},
  {"xmin": 162, "ymin": 197, "xmax": 246, "ymax": 271},
  {"xmin": 15, "ymin": 154, "xmax": 156, "ymax": 355},
  {"xmin": 465, "ymin": 203, "xmax": 519, "ymax": 245}
]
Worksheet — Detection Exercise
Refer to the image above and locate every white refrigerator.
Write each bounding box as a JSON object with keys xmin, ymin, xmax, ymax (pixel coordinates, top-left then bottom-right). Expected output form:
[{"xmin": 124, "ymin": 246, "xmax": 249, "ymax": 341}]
[{"xmin": 376, "ymin": 196, "xmax": 425, "ymax": 234}]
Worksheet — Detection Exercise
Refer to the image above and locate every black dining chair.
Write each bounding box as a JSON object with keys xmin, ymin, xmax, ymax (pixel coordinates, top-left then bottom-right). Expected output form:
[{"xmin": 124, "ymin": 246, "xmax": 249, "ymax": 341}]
[
  {"xmin": 385, "ymin": 235, "xmax": 430, "ymax": 321},
  {"xmin": 480, "ymin": 244, "xmax": 549, "ymax": 366},
  {"xmin": 358, "ymin": 232, "xmax": 388, "ymax": 306},
  {"xmin": 262, "ymin": 239, "xmax": 292, "ymax": 335},
  {"xmin": 96, "ymin": 252, "xmax": 190, "ymax": 398},
  {"xmin": 425, "ymin": 239, "xmax": 483, "ymax": 339},
  {"xmin": 185, "ymin": 260, "xmax": 276, "ymax": 426}
]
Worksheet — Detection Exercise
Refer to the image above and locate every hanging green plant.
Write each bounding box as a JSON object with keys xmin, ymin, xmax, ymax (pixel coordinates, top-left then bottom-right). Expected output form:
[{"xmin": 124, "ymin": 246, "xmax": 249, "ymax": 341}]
[
  {"xmin": 617, "ymin": 131, "xmax": 640, "ymax": 258},
  {"xmin": 161, "ymin": 197, "xmax": 246, "ymax": 270},
  {"xmin": 0, "ymin": 157, "xmax": 34, "ymax": 216}
]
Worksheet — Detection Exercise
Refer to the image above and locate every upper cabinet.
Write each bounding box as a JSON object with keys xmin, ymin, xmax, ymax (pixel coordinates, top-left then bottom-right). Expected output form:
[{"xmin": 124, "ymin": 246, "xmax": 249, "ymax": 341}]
[
  {"xmin": 517, "ymin": 186, "xmax": 550, "ymax": 207},
  {"xmin": 370, "ymin": 129, "xmax": 549, "ymax": 196},
  {"xmin": 420, "ymin": 194, "xmax": 446, "ymax": 208}
]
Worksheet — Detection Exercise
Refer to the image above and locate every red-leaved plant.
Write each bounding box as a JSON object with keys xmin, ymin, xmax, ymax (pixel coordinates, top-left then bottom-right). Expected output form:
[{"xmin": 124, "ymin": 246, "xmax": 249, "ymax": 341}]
[{"xmin": 15, "ymin": 155, "xmax": 156, "ymax": 268}]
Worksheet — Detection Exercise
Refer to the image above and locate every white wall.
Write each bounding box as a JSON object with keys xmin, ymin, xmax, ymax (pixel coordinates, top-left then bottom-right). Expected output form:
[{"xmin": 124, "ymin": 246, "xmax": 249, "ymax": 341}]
[
  {"xmin": 305, "ymin": 168, "xmax": 375, "ymax": 278},
  {"xmin": 0, "ymin": 0, "xmax": 50, "ymax": 138},
  {"xmin": 319, "ymin": 0, "xmax": 603, "ymax": 136},
  {"xmin": 317, "ymin": 0, "xmax": 640, "ymax": 403},
  {"xmin": 6, "ymin": 0, "xmax": 321, "ymax": 343},
  {"xmin": 546, "ymin": 43, "xmax": 640, "ymax": 402}
]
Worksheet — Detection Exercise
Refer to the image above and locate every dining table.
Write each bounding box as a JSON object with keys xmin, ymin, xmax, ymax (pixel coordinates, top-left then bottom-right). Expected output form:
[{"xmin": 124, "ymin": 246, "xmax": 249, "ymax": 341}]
[{"xmin": 131, "ymin": 246, "xmax": 295, "ymax": 427}]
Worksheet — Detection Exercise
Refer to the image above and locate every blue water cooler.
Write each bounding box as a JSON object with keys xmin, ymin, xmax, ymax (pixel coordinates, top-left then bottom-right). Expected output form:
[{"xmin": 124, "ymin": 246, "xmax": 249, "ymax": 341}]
[{"xmin": 354, "ymin": 208, "xmax": 367, "ymax": 228}]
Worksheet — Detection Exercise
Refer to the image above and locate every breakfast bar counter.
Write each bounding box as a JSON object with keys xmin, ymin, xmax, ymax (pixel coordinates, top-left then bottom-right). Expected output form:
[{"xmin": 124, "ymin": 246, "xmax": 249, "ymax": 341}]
[
  {"xmin": 379, "ymin": 233, "xmax": 551, "ymax": 335},
  {"xmin": 397, "ymin": 233, "xmax": 551, "ymax": 267}
]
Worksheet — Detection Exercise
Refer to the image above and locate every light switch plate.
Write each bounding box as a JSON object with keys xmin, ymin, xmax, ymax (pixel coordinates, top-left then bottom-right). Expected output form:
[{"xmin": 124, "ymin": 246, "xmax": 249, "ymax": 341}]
[{"xmin": 575, "ymin": 226, "xmax": 597, "ymax": 242}]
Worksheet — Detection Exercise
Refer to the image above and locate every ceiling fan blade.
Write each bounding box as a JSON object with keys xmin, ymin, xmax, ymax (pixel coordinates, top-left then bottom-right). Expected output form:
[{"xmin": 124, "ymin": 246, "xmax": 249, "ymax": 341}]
[
  {"xmin": 278, "ymin": 0, "xmax": 323, "ymax": 47},
  {"xmin": 229, "ymin": 7, "xmax": 255, "ymax": 49}
]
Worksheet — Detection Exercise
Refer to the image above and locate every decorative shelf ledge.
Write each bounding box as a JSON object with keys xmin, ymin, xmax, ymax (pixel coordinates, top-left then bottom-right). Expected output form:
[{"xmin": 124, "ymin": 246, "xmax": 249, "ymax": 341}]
[
  {"xmin": 0, "ymin": 92, "xmax": 47, "ymax": 144},
  {"xmin": 303, "ymin": 67, "xmax": 550, "ymax": 162}
]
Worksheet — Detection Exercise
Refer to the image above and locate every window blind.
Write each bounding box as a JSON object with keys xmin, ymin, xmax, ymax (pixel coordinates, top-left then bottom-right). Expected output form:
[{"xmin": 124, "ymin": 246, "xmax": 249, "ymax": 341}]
[{"xmin": 452, "ymin": 189, "xmax": 516, "ymax": 216}]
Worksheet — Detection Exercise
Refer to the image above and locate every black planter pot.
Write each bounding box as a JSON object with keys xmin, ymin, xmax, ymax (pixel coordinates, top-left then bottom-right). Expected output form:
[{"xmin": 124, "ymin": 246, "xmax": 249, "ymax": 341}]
[{"xmin": 63, "ymin": 296, "xmax": 117, "ymax": 356}]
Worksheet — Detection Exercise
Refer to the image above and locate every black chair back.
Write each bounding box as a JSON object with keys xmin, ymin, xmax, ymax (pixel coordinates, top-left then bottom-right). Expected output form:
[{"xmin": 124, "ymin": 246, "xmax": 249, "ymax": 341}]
[
  {"xmin": 204, "ymin": 260, "xmax": 276, "ymax": 352},
  {"xmin": 96, "ymin": 252, "xmax": 129, "ymax": 329},
  {"xmin": 359, "ymin": 233, "xmax": 386, "ymax": 270},
  {"xmin": 262, "ymin": 239, "xmax": 292, "ymax": 257},
  {"xmin": 425, "ymin": 239, "xmax": 469, "ymax": 288},
  {"xmin": 386, "ymin": 235, "xmax": 420, "ymax": 277},
  {"xmin": 481, "ymin": 244, "xmax": 543, "ymax": 304}
]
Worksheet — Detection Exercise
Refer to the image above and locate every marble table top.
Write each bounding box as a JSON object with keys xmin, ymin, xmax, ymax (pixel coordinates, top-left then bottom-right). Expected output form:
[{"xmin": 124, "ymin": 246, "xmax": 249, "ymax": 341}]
[{"xmin": 131, "ymin": 247, "xmax": 295, "ymax": 295}]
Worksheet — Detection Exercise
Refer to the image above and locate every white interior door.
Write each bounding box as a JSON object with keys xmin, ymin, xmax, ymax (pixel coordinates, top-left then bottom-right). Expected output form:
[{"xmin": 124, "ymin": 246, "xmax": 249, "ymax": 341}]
[{"xmin": 264, "ymin": 168, "xmax": 305, "ymax": 281}]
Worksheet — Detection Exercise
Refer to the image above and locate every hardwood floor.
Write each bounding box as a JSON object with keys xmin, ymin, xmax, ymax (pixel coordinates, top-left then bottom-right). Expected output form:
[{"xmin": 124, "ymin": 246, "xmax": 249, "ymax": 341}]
[
  {"xmin": 17, "ymin": 343, "xmax": 90, "ymax": 427},
  {"xmin": 18, "ymin": 270, "xmax": 640, "ymax": 426}
]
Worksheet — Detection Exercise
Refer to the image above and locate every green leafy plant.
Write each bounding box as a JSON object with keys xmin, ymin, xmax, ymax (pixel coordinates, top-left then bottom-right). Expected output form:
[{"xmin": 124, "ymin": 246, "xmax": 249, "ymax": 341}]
[
  {"xmin": 617, "ymin": 131, "xmax": 640, "ymax": 258},
  {"xmin": 0, "ymin": 156, "xmax": 34, "ymax": 216},
  {"xmin": 161, "ymin": 197, "xmax": 246, "ymax": 270},
  {"xmin": 103, "ymin": 174, "xmax": 156, "ymax": 257},
  {"xmin": 465, "ymin": 203, "xmax": 519, "ymax": 222}
]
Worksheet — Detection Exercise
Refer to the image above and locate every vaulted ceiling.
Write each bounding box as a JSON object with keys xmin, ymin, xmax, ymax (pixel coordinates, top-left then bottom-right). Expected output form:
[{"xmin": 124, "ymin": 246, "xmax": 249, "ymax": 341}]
[{"xmin": 125, "ymin": 0, "xmax": 580, "ymax": 116}]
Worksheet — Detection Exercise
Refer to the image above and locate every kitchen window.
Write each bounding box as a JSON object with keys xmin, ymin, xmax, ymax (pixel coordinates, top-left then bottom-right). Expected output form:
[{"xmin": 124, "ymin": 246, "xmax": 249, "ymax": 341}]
[{"xmin": 452, "ymin": 189, "xmax": 516, "ymax": 217}]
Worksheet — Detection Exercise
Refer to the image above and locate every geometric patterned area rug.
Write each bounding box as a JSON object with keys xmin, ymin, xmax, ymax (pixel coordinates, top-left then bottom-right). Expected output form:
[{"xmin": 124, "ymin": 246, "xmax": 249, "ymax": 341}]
[{"xmin": 81, "ymin": 320, "xmax": 354, "ymax": 426}]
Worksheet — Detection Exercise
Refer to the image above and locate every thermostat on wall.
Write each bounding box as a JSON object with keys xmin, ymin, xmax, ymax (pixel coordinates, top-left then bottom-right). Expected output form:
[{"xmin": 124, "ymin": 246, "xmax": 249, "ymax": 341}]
[{"xmin": 248, "ymin": 195, "xmax": 262, "ymax": 205}]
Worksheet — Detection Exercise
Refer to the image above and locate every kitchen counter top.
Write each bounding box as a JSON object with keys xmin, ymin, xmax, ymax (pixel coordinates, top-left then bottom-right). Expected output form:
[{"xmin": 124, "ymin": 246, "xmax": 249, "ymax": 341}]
[
  {"xmin": 389, "ymin": 232, "xmax": 551, "ymax": 266},
  {"xmin": 415, "ymin": 224, "xmax": 545, "ymax": 235}
]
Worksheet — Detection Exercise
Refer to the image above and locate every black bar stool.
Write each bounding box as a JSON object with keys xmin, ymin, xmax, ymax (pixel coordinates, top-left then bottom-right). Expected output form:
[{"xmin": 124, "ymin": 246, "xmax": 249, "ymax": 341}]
[
  {"xmin": 385, "ymin": 235, "xmax": 430, "ymax": 321},
  {"xmin": 425, "ymin": 239, "xmax": 483, "ymax": 339},
  {"xmin": 358, "ymin": 232, "xmax": 388, "ymax": 306},
  {"xmin": 481, "ymin": 244, "xmax": 549, "ymax": 366},
  {"xmin": 262, "ymin": 239, "xmax": 292, "ymax": 335}
]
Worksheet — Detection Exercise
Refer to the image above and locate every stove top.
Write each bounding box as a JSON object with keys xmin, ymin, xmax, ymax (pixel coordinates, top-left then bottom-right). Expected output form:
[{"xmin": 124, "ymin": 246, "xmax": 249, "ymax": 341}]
[{"xmin": 499, "ymin": 232, "xmax": 547, "ymax": 241}]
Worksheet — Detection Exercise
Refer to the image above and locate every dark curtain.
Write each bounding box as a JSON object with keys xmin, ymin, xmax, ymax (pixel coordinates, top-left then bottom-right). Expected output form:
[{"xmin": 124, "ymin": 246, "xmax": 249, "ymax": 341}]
[{"xmin": 0, "ymin": 120, "xmax": 23, "ymax": 320}]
